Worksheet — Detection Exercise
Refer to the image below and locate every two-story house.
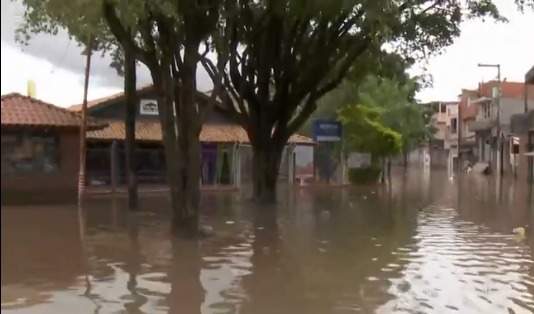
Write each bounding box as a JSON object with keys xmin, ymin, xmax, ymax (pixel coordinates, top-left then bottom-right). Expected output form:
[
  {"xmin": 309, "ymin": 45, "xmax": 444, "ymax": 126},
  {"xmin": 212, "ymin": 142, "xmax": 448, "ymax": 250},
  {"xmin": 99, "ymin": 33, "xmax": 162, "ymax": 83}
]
[
  {"xmin": 457, "ymin": 89, "xmax": 478, "ymax": 163},
  {"xmin": 468, "ymin": 81, "xmax": 534, "ymax": 175},
  {"xmin": 67, "ymin": 85, "xmax": 314, "ymax": 190},
  {"xmin": 444, "ymin": 102, "xmax": 460, "ymax": 172},
  {"xmin": 510, "ymin": 66, "xmax": 534, "ymax": 183},
  {"xmin": 424, "ymin": 101, "xmax": 459, "ymax": 168}
]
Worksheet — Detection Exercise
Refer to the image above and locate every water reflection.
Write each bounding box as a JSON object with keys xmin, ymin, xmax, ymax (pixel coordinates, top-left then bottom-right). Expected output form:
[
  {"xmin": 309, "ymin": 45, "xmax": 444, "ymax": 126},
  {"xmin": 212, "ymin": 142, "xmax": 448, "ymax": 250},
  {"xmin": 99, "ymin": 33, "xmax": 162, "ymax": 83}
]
[{"xmin": 1, "ymin": 170, "xmax": 533, "ymax": 313}]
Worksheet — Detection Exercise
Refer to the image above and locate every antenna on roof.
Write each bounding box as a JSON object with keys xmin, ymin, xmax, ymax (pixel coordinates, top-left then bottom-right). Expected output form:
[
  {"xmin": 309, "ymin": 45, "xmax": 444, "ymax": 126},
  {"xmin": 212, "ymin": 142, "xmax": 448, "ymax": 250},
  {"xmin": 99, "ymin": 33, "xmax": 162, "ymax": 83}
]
[{"xmin": 27, "ymin": 80, "xmax": 36, "ymax": 98}]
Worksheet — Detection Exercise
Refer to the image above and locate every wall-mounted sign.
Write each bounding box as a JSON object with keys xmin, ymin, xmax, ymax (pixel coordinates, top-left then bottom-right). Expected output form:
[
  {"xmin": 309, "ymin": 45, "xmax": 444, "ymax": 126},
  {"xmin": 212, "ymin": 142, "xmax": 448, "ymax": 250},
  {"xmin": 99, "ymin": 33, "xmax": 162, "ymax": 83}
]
[
  {"xmin": 139, "ymin": 99, "xmax": 158, "ymax": 115},
  {"xmin": 312, "ymin": 119, "xmax": 342, "ymax": 142}
]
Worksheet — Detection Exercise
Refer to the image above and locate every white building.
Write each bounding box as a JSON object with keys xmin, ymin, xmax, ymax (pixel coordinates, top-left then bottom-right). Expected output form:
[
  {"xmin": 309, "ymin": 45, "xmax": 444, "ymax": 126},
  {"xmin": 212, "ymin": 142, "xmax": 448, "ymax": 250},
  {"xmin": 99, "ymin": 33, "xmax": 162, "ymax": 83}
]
[{"xmin": 444, "ymin": 102, "xmax": 460, "ymax": 173}]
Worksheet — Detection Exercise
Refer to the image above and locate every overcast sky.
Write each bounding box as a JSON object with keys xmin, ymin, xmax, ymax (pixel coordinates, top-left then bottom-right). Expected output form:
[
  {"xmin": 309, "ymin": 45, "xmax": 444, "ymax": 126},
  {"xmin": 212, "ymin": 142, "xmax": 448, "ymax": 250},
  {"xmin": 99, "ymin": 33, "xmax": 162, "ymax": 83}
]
[{"xmin": 1, "ymin": 0, "xmax": 533, "ymax": 107}]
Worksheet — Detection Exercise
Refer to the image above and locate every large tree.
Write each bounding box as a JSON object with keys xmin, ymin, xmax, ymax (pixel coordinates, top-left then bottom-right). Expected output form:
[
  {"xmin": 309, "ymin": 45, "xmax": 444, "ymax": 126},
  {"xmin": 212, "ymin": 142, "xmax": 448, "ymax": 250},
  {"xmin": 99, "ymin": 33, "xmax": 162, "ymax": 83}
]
[
  {"xmin": 16, "ymin": 0, "xmax": 219, "ymax": 236},
  {"xmin": 202, "ymin": 0, "xmax": 510, "ymax": 203}
]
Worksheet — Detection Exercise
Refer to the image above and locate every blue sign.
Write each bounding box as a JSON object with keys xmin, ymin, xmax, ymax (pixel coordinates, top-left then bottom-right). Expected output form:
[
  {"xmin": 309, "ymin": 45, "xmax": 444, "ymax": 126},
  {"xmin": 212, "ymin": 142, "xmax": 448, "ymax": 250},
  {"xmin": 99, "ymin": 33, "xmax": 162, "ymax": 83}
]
[{"xmin": 312, "ymin": 119, "xmax": 342, "ymax": 142}]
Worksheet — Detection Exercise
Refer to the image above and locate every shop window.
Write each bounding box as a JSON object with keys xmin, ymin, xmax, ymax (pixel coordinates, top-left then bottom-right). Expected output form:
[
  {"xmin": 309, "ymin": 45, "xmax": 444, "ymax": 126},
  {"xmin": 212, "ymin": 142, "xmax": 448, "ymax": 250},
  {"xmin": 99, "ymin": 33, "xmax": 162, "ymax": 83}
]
[{"xmin": 1, "ymin": 133, "xmax": 59, "ymax": 175}]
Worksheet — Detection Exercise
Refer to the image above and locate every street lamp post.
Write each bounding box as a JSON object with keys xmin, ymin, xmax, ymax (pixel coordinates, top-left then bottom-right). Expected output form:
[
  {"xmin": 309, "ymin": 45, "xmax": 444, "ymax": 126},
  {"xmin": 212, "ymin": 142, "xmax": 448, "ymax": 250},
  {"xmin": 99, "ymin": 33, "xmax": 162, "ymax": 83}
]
[{"xmin": 477, "ymin": 63, "xmax": 503, "ymax": 176}]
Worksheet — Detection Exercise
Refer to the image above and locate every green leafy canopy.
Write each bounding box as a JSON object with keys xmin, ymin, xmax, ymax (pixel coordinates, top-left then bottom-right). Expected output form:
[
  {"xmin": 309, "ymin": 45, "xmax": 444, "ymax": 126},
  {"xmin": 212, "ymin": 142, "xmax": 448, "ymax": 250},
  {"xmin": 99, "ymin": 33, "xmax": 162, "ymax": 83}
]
[
  {"xmin": 14, "ymin": 0, "xmax": 533, "ymax": 145},
  {"xmin": 338, "ymin": 103, "xmax": 402, "ymax": 159}
]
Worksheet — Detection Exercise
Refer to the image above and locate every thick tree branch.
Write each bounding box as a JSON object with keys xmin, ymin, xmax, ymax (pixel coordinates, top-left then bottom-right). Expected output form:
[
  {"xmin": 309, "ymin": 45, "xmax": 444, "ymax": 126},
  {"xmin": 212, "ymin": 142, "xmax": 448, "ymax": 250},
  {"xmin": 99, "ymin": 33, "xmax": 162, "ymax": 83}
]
[
  {"xmin": 316, "ymin": 37, "xmax": 372, "ymax": 99},
  {"xmin": 286, "ymin": 93, "xmax": 318, "ymax": 136},
  {"xmin": 101, "ymin": 0, "xmax": 155, "ymax": 69}
]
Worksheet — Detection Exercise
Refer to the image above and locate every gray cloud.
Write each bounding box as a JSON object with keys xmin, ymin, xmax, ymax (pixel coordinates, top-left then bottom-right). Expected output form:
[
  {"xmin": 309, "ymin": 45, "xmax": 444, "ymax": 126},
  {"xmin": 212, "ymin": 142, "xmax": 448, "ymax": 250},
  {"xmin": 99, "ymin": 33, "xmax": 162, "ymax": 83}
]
[{"xmin": 1, "ymin": 0, "xmax": 212, "ymax": 91}]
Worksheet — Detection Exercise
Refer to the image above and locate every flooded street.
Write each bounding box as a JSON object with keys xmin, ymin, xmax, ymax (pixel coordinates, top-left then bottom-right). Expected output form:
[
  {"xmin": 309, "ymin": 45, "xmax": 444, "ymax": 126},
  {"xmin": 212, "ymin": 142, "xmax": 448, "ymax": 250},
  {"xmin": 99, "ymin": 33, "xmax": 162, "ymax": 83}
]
[{"xmin": 2, "ymin": 170, "xmax": 534, "ymax": 314}]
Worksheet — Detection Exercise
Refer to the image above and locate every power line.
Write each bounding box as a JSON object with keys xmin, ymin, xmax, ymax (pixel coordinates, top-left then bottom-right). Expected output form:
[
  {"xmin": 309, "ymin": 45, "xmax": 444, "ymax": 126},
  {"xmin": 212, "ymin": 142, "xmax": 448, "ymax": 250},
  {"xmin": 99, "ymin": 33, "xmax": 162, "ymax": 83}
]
[{"xmin": 50, "ymin": 39, "xmax": 72, "ymax": 74}]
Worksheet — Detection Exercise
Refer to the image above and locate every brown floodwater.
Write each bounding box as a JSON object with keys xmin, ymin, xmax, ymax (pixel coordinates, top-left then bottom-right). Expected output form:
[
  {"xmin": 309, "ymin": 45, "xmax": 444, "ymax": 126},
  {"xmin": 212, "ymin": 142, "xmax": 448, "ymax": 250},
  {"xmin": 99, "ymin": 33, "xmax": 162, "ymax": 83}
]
[{"xmin": 2, "ymin": 170, "xmax": 534, "ymax": 314}]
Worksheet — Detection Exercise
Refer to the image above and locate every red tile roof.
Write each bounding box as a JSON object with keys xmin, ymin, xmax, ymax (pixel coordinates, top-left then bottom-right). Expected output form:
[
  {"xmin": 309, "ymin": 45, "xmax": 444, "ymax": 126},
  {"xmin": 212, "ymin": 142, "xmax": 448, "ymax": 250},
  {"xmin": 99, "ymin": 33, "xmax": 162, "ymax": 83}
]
[
  {"xmin": 87, "ymin": 120, "xmax": 314, "ymax": 144},
  {"xmin": 1, "ymin": 93, "xmax": 103, "ymax": 129}
]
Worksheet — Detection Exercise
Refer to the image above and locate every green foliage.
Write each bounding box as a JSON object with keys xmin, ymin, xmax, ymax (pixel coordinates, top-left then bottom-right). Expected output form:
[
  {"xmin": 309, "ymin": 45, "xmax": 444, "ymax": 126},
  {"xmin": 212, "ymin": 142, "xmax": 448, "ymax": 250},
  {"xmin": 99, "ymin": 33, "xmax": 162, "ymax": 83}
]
[
  {"xmin": 15, "ymin": 0, "xmax": 219, "ymax": 74},
  {"xmin": 348, "ymin": 167, "xmax": 382, "ymax": 184},
  {"xmin": 299, "ymin": 48, "xmax": 418, "ymax": 136},
  {"xmin": 357, "ymin": 75, "xmax": 434, "ymax": 152},
  {"xmin": 202, "ymin": 0, "xmax": 517, "ymax": 145},
  {"xmin": 16, "ymin": 0, "xmax": 118, "ymax": 61},
  {"xmin": 15, "ymin": 0, "xmax": 532, "ymax": 177},
  {"xmin": 337, "ymin": 103, "xmax": 402, "ymax": 159}
]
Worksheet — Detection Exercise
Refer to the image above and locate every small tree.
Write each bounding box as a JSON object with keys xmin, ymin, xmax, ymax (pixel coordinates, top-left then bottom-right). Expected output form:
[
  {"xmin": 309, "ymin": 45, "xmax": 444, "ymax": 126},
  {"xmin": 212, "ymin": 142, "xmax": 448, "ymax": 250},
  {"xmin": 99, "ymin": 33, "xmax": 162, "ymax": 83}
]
[
  {"xmin": 338, "ymin": 103, "xmax": 402, "ymax": 183},
  {"xmin": 338, "ymin": 103, "xmax": 402, "ymax": 161},
  {"xmin": 358, "ymin": 75, "xmax": 432, "ymax": 166}
]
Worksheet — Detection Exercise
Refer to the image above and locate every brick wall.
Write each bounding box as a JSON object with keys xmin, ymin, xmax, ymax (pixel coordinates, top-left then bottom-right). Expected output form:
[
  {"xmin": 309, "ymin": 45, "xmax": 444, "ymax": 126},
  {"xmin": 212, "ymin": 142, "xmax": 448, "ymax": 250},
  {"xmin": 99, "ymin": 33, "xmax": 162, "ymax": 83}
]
[{"xmin": 1, "ymin": 131, "xmax": 81, "ymax": 204}]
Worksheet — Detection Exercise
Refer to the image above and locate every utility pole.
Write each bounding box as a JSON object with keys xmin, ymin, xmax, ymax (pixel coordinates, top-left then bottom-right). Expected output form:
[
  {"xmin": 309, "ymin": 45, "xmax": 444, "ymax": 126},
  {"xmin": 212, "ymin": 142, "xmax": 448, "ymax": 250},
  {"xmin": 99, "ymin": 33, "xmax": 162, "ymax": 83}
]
[
  {"xmin": 78, "ymin": 36, "xmax": 94, "ymax": 204},
  {"xmin": 478, "ymin": 63, "xmax": 502, "ymax": 176},
  {"xmin": 457, "ymin": 98, "xmax": 462, "ymax": 172},
  {"xmin": 496, "ymin": 65, "xmax": 502, "ymax": 177}
]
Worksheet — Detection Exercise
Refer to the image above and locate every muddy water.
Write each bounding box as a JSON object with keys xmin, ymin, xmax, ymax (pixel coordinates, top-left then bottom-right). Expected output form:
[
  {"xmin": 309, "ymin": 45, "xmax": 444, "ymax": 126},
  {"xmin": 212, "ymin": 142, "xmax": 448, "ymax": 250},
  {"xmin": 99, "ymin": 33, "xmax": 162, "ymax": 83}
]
[{"xmin": 1, "ymin": 170, "xmax": 534, "ymax": 314}]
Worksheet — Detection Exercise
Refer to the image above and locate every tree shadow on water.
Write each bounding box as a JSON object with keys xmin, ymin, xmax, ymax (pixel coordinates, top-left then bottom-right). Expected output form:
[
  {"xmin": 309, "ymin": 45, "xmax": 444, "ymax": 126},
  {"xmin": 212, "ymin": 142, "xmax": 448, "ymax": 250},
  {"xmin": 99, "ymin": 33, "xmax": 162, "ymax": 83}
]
[
  {"xmin": 239, "ymin": 206, "xmax": 332, "ymax": 314},
  {"xmin": 123, "ymin": 213, "xmax": 149, "ymax": 314},
  {"xmin": 165, "ymin": 235, "xmax": 204, "ymax": 314}
]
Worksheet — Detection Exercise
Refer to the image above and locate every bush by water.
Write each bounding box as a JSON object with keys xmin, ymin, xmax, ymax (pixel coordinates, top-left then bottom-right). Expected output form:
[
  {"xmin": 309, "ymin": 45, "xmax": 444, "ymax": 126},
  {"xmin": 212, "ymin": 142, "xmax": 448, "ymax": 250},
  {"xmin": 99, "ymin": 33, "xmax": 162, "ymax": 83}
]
[{"xmin": 348, "ymin": 167, "xmax": 381, "ymax": 184}]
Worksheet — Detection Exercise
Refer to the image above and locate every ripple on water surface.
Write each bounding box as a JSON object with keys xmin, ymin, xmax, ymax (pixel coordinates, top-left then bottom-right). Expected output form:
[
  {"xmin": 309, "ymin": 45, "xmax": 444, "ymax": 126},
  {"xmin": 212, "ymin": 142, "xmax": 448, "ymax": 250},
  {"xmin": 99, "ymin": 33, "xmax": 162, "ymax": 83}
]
[
  {"xmin": 2, "ymin": 177, "xmax": 534, "ymax": 314},
  {"xmin": 376, "ymin": 206, "xmax": 534, "ymax": 314}
]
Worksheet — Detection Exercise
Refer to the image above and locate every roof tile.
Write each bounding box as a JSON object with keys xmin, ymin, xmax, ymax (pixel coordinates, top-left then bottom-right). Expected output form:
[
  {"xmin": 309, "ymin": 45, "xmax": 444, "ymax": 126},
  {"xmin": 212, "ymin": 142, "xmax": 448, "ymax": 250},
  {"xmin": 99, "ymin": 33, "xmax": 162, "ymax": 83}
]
[
  {"xmin": 1, "ymin": 93, "xmax": 102, "ymax": 129},
  {"xmin": 67, "ymin": 84, "xmax": 155, "ymax": 111},
  {"xmin": 87, "ymin": 120, "xmax": 314, "ymax": 144}
]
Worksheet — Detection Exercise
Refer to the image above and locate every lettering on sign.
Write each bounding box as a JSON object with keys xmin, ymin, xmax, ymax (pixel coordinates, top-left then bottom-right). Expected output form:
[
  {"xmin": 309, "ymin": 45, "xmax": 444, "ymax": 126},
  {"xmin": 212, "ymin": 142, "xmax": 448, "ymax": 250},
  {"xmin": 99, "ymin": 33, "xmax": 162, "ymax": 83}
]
[
  {"xmin": 312, "ymin": 120, "xmax": 342, "ymax": 142},
  {"xmin": 140, "ymin": 99, "xmax": 158, "ymax": 115}
]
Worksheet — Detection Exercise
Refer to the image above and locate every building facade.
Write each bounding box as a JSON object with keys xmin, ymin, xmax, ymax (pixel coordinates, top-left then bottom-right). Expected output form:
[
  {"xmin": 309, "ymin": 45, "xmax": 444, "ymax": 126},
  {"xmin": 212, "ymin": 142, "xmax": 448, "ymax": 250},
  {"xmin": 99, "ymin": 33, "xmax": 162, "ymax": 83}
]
[
  {"xmin": 67, "ymin": 85, "xmax": 314, "ymax": 190},
  {"xmin": 1, "ymin": 93, "xmax": 103, "ymax": 203},
  {"xmin": 457, "ymin": 89, "xmax": 478, "ymax": 165},
  {"xmin": 1, "ymin": 88, "xmax": 314, "ymax": 203},
  {"xmin": 444, "ymin": 102, "xmax": 460, "ymax": 172},
  {"xmin": 510, "ymin": 66, "xmax": 534, "ymax": 183},
  {"xmin": 424, "ymin": 101, "xmax": 459, "ymax": 169},
  {"xmin": 467, "ymin": 81, "xmax": 534, "ymax": 175}
]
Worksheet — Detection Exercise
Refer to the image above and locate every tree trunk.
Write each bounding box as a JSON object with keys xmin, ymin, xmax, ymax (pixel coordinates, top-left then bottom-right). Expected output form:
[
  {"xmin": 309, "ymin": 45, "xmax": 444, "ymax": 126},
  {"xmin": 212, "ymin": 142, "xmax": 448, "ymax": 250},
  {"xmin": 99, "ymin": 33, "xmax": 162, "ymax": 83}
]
[
  {"xmin": 251, "ymin": 144, "xmax": 284, "ymax": 204},
  {"xmin": 402, "ymin": 149, "xmax": 408, "ymax": 169},
  {"xmin": 153, "ymin": 65, "xmax": 191, "ymax": 236},
  {"xmin": 172, "ymin": 46, "xmax": 202, "ymax": 237},
  {"xmin": 159, "ymin": 97, "xmax": 200, "ymax": 237},
  {"xmin": 124, "ymin": 44, "xmax": 138, "ymax": 211},
  {"xmin": 380, "ymin": 158, "xmax": 386, "ymax": 183},
  {"xmin": 155, "ymin": 46, "xmax": 202, "ymax": 237},
  {"xmin": 387, "ymin": 158, "xmax": 392, "ymax": 181}
]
